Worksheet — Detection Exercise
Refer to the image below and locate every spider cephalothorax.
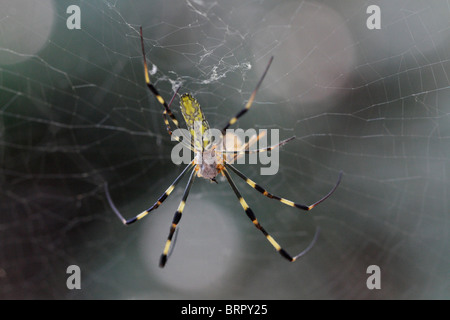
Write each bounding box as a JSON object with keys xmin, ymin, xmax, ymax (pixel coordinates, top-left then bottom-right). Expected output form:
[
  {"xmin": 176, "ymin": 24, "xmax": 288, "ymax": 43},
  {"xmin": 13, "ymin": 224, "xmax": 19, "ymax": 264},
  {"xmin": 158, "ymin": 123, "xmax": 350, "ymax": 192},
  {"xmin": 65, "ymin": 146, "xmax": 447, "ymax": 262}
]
[{"xmin": 195, "ymin": 148, "xmax": 222, "ymax": 180}]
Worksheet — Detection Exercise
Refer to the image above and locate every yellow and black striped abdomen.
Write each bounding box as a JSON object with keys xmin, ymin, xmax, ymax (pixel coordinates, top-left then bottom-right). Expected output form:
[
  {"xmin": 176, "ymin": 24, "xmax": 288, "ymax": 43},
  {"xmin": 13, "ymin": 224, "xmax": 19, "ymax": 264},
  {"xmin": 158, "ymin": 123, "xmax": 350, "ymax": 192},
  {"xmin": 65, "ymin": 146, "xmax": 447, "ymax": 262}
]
[{"xmin": 180, "ymin": 93, "xmax": 211, "ymax": 150}]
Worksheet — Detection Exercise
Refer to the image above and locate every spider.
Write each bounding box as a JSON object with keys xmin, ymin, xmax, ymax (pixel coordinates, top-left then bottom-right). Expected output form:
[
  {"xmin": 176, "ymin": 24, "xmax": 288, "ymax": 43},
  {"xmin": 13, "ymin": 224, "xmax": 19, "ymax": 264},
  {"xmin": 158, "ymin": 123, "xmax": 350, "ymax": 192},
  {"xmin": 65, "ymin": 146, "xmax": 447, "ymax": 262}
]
[{"xmin": 105, "ymin": 27, "xmax": 342, "ymax": 268}]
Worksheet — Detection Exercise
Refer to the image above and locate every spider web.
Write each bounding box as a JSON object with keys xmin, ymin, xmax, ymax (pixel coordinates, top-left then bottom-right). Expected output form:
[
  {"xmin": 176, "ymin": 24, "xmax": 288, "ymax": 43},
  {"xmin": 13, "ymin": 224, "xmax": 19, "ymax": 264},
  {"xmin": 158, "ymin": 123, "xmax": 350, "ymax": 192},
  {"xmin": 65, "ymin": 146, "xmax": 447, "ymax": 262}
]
[{"xmin": 1, "ymin": 0, "xmax": 449, "ymax": 299}]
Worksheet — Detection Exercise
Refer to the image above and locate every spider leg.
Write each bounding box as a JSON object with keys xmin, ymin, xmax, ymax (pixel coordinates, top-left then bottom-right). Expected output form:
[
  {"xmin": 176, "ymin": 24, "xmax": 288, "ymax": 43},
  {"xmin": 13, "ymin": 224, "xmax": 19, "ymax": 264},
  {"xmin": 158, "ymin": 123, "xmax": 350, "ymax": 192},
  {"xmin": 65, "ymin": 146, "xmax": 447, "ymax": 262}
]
[
  {"xmin": 222, "ymin": 167, "xmax": 319, "ymax": 262},
  {"xmin": 140, "ymin": 29, "xmax": 193, "ymax": 150},
  {"xmin": 104, "ymin": 161, "xmax": 195, "ymax": 225},
  {"xmin": 163, "ymin": 108, "xmax": 195, "ymax": 151},
  {"xmin": 159, "ymin": 167, "xmax": 197, "ymax": 268},
  {"xmin": 140, "ymin": 27, "xmax": 183, "ymax": 137},
  {"xmin": 221, "ymin": 56, "xmax": 274, "ymax": 134},
  {"xmin": 222, "ymin": 130, "xmax": 267, "ymax": 163},
  {"xmin": 161, "ymin": 85, "xmax": 181, "ymax": 136},
  {"xmin": 226, "ymin": 164, "xmax": 342, "ymax": 211},
  {"xmin": 222, "ymin": 136, "xmax": 295, "ymax": 159}
]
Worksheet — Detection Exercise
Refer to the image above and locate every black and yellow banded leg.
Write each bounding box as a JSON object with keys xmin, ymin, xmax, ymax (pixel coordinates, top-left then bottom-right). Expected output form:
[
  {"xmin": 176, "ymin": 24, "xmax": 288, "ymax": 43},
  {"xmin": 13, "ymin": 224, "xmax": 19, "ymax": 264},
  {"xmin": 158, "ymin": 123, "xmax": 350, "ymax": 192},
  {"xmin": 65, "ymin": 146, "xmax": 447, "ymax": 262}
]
[
  {"xmin": 104, "ymin": 161, "xmax": 195, "ymax": 225},
  {"xmin": 222, "ymin": 167, "xmax": 313, "ymax": 262},
  {"xmin": 221, "ymin": 56, "xmax": 274, "ymax": 134},
  {"xmin": 162, "ymin": 110, "xmax": 173, "ymax": 136},
  {"xmin": 226, "ymin": 164, "xmax": 343, "ymax": 211},
  {"xmin": 222, "ymin": 136, "xmax": 295, "ymax": 158},
  {"xmin": 140, "ymin": 27, "xmax": 181, "ymax": 133},
  {"xmin": 163, "ymin": 109, "xmax": 195, "ymax": 151},
  {"xmin": 161, "ymin": 86, "xmax": 181, "ymax": 136},
  {"xmin": 159, "ymin": 167, "xmax": 197, "ymax": 268},
  {"xmin": 140, "ymin": 28, "xmax": 193, "ymax": 150}
]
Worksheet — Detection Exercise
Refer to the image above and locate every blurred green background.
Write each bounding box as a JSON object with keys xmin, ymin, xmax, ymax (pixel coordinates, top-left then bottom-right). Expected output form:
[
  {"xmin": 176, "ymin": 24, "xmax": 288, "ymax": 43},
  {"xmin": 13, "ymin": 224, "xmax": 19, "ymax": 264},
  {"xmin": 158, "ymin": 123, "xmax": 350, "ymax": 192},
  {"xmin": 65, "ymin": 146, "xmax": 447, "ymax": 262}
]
[{"xmin": 0, "ymin": 0, "xmax": 449, "ymax": 299}]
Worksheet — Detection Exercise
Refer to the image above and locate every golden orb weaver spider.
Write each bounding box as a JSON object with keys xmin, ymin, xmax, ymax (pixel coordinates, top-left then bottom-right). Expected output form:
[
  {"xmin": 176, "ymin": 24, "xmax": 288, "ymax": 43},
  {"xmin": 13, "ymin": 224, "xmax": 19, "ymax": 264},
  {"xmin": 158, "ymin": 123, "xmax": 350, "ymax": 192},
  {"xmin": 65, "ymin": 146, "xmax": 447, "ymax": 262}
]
[{"xmin": 105, "ymin": 27, "xmax": 342, "ymax": 268}]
